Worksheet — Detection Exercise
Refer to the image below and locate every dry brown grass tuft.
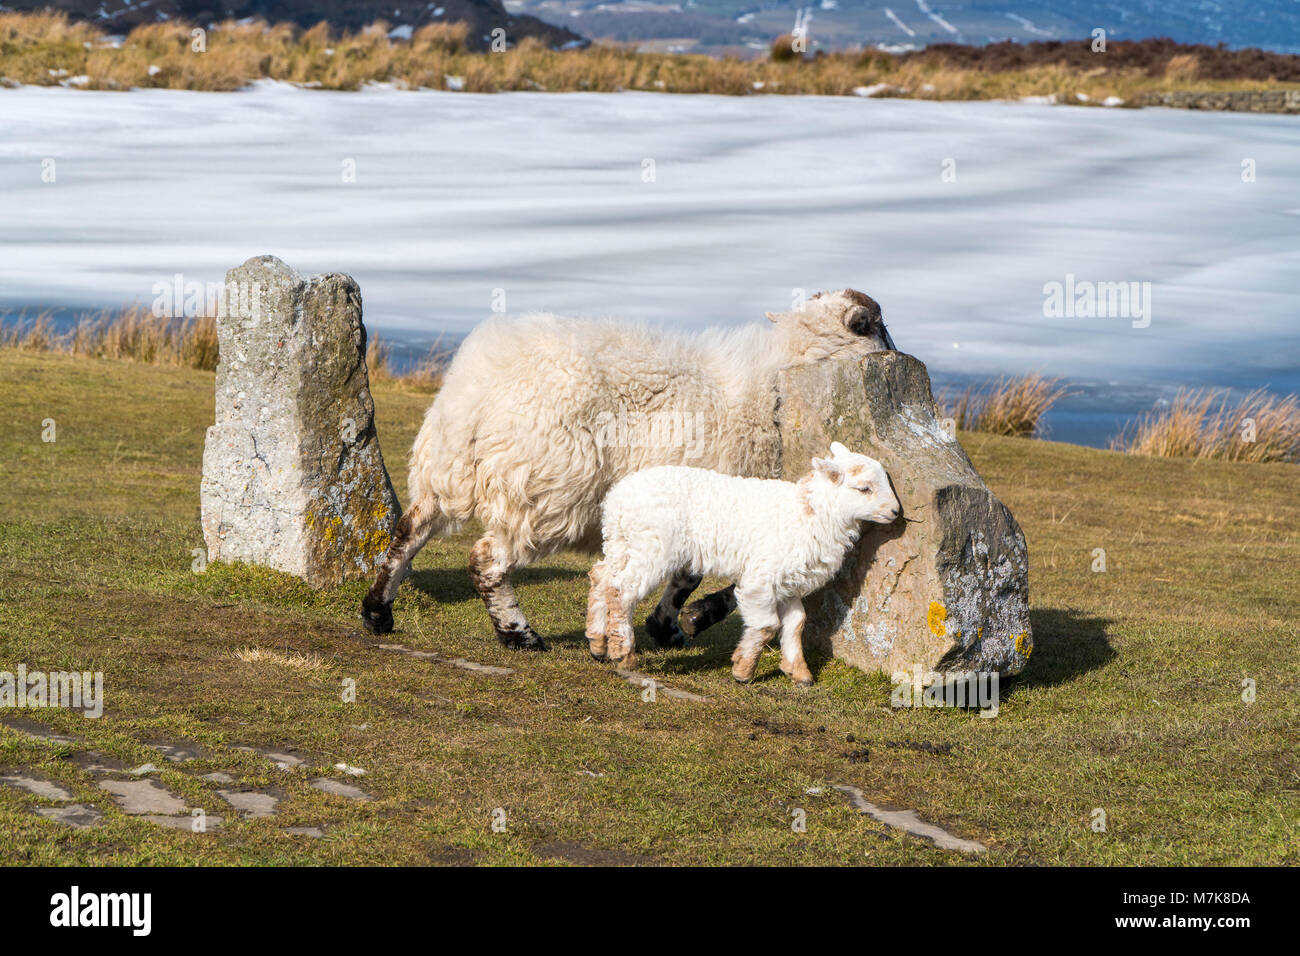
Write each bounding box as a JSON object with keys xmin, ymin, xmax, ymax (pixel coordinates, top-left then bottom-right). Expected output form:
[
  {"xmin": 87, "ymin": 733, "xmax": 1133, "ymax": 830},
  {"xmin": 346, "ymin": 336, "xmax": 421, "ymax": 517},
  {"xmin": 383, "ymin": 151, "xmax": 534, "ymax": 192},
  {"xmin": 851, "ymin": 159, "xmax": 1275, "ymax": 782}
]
[
  {"xmin": 367, "ymin": 333, "xmax": 450, "ymax": 391},
  {"xmin": 234, "ymin": 646, "xmax": 329, "ymax": 671},
  {"xmin": 2, "ymin": 305, "xmax": 219, "ymax": 370},
  {"xmin": 1114, "ymin": 388, "xmax": 1300, "ymax": 464},
  {"xmin": 941, "ymin": 374, "xmax": 1067, "ymax": 438},
  {"xmin": 2, "ymin": 305, "xmax": 442, "ymax": 386},
  {"xmin": 1164, "ymin": 53, "xmax": 1200, "ymax": 83}
]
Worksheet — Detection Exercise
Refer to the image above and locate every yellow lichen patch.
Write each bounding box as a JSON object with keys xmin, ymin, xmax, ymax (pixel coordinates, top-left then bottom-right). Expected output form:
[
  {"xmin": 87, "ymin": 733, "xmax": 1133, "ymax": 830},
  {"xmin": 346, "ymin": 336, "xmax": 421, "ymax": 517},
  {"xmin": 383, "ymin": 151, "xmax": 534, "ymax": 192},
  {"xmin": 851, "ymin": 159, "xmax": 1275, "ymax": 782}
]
[
  {"xmin": 927, "ymin": 601, "xmax": 947, "ymax": 637},
  {"xmin": 1015, "ymin": 632, "xmax": 1032, "ymax": 657}
]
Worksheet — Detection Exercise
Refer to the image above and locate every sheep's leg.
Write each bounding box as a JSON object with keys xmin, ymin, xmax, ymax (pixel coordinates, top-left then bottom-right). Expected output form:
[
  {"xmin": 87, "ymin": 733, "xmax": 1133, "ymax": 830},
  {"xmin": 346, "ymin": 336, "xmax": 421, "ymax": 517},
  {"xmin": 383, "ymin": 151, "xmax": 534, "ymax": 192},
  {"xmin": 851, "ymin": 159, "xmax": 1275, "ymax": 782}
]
[
  {"xmin": 679, "ymin": 584, "xmax": 737, "ymax": 637},
  {"xmin": 468, "ymin": 535, "xmax": 548, "ymax": 651},
  {"xmin": 644, "ymin": 571, "xmax": 701, "ymax": 649},
  {"xmin": 361, "ymin": 499, "xmax": 440, "ymax": 635},
  {"xmin": 777, "ymin": 599, "xmax": 814, "ymax": 687},
  {"xmin": 730, "ymin": 591, "xmax": 779, "ymax": 683},
  {"xmin": 586, "ymin": 562, "xmax": 610, "ymax": 661}
]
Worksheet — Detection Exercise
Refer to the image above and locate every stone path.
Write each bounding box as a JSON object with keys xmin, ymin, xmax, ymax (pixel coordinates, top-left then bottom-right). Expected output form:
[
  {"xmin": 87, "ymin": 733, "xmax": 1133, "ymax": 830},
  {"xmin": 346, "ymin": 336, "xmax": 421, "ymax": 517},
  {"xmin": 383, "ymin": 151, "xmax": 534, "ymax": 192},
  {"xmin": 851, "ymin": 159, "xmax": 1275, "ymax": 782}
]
[
  {"xmin": 310, "ymin": 778, "xmax": 371, "ymax": 801},
  {"xmin": 0, "ymin": 771, "xmax": 74, "ymax": 801},
  {"xmin": 614, "ymin": 668, "xmax": 711, "ymax": 703},
  {"xmin": 830, "ymin": 783, "xmax": 986, "ymax": 854},
  {"xmin": 375, "ymin": 642, "xmax": 515, "ymax": 677},
  {"xmin": 1, "ymin": 720, "xmax": 375, "ymax": 838}
]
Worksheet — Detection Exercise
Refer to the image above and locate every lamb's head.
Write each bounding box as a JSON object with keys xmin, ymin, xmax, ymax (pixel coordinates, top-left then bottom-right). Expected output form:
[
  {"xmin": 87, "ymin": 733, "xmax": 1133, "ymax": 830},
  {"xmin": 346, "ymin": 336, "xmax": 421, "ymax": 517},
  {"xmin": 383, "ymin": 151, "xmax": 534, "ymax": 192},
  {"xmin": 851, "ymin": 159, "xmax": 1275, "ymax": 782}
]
[
  {"xmin": 767, "ymin": 289, "xmax": 896, "ymax": 365},
  {"xmin": 808, "ymin": 442, "xmax": 900, "ymax": 525}
]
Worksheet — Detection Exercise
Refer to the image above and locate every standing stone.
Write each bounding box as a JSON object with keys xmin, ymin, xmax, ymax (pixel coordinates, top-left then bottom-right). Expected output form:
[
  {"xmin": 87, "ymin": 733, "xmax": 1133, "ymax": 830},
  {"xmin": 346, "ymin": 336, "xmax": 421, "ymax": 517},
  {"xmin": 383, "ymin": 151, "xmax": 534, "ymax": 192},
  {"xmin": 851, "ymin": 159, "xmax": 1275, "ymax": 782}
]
[
  {"xmin": 200, "ymin": 256, "xmax": 400, "ymax": 588},
  {"xmin": 778, "ymin": 352, "xmax": 1032, "ymax": 678}
]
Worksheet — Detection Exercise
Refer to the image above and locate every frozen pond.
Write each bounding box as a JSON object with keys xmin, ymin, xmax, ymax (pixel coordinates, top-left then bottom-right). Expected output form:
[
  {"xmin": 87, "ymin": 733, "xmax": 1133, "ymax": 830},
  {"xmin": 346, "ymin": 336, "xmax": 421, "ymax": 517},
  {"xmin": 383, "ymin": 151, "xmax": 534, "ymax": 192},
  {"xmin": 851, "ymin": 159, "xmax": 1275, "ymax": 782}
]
[{"xmin": 2, "ymin": 83, "xmax": 1298, "ymax": 443}]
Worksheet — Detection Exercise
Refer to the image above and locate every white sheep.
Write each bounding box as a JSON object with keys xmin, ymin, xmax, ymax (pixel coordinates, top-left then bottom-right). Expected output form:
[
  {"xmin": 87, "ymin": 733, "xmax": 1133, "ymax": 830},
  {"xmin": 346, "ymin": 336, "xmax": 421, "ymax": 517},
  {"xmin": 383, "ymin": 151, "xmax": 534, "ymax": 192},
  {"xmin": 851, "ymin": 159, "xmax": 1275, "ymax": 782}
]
[
  {"xmin": 362, "ymin": 290, "xmax": 896, "ymax": 650},
  {"xmin": 586, "ymin": 443, "xmax": 901, "ymax": 685}
]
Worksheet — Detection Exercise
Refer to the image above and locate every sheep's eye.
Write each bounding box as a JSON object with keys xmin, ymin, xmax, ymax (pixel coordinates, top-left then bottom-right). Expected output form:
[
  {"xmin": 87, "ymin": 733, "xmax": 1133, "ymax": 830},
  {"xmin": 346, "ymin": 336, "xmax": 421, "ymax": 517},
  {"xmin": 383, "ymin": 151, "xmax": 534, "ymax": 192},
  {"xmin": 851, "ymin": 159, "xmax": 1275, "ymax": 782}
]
[{"xmin": 859, "ymin": 485, "xmax": 871, "ymax": 494}]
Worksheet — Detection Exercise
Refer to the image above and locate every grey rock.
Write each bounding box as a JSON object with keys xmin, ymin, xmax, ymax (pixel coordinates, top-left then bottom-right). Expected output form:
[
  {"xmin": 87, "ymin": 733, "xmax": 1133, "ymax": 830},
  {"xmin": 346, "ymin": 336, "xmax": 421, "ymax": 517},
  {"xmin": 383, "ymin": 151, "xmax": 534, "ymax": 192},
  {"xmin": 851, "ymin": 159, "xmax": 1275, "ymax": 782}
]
[
  {"xmin": 98, "ymin": 778, "xmax": 188, "ymax": 815},
  {"xmin": 201, "ymin": 771, "xmax": 236, "ymax": 784},
  {"xmin": 200, "ymin": 255, "xmax": 401, "ymax": 588},
  {"xmin": 777, "ymin": 352, "xmax": 1032, "ymax": 678},
  {"xmin": 282, "ymin": 826, "xmax": 325, "ymax": 838},
  {"xmin": 310, "ymin": 777, "xmax": 371, "ymax": 801},
  {"xmin": 1, "ymin": 718, "xmax": 80, "ymax": 743},
  {"xmin": 218, "ymin": 789, "xmax": 280, "ymax": 818},
  {"xmin": 141, "ymin": 813, "xmax": 224, "ymax": 832},
  {"xmin": 233, "ymin": 745, "xmax": 306, "ymax": 771},
  {"xmin": 70, "ymin": 751, "xmax": 125, "ymax": 775},
  {"xmin": 146, "ymin": 741, "xmax": 204, "ymax": 762},
  {"xmin": 34, "ymin": 804, "xmax": 102, "ymax": 828},
  {"xmin": 0, "ymin": 772, "xmax": 74, "ymax": 801}
]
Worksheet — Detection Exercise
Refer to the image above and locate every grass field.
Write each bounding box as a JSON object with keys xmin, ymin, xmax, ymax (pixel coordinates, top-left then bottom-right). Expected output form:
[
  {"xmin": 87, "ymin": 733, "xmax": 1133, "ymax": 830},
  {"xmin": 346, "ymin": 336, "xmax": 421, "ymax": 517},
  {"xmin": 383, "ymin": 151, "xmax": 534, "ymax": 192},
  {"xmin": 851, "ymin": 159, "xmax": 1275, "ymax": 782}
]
[{"xmin": 1, "ymin": 349, "xmax": 1296, "ymax": 865}]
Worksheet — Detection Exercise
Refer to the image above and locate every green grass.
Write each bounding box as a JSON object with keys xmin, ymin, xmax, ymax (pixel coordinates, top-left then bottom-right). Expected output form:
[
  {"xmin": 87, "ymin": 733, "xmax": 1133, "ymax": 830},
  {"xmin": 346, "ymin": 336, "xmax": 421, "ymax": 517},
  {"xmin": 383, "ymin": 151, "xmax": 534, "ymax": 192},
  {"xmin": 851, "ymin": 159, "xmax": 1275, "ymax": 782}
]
[{"xmin": 1, "ymin": 349, "xmax": 1297, "ymax": 865}]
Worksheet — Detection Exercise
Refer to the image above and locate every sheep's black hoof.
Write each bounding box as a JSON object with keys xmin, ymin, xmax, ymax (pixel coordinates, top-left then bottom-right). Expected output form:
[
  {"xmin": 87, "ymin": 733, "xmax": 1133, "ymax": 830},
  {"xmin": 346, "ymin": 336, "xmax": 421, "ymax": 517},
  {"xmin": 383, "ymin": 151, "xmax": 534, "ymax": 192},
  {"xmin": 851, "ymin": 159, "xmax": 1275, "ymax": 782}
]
[
  {"xmin": 361, "ymin": 595, "xmax": 394, "ymax": 635},
  {"xmin": 645, "ymin": 609, "xmax": 688, "ymax": 649},
  {"xmin": 497, "ymin": 625, "xmax": 549, "ymax": 651}
]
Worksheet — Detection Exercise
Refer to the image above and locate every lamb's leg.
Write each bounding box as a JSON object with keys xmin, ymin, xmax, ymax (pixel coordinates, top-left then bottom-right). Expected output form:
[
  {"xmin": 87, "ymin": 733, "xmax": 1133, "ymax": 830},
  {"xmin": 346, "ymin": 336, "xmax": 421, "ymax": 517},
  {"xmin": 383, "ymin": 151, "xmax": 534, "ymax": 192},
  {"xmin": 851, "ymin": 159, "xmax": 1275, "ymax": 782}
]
[
  {"xmin": 644, "ymin": 571, "xmax": 701, "ymax": 649},
  {"xmin": 777, "ymin": 599, "xmax": 814, "ymax": 687},
  {"xmin": 679, "ymin": 584, "xmax": 737, "ymax": 638},
  {"xmin": 586, "ymin": 562, "xmax": 610, "ymax": 661},
  {"xmin": 730, "ymin": 591, "xmax": 779, "ymax": 683},
  {"xmin": 361, "ymin": 498, "xmax": 440, "ymax": 635},
  {"xmin": 468, "ymin": 535, "xmax": 547, "ymax": 651},
  {"xmin": 604, "ymin": 583, "xmax": 639, "ymax": 670}
]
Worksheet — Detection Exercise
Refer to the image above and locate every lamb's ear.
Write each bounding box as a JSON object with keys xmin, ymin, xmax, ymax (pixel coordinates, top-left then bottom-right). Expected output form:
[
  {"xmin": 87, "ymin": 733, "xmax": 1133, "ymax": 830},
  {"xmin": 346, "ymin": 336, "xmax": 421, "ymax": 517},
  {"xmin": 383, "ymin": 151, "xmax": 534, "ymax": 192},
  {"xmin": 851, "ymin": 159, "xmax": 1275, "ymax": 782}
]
[
  {"xmin": 765, "ymin": 311, "xmax": 782, "ymax": 324},
  {"xmin": 829, "ymin": 441, "xmax": 850, "ymax": 458},
  {"xmin": 812, "ymin": 457, "xmax": 845, "ymax": 483}
]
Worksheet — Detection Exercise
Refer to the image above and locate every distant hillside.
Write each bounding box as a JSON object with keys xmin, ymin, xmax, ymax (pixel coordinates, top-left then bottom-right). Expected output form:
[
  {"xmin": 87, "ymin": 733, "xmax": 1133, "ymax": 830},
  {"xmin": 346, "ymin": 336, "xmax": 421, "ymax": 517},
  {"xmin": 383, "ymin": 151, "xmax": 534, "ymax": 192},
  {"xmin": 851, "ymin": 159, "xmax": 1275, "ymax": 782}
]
[
  {"xmin": 511, "ymin": 0, "xmax": 1300, "ymax": 56},
  {"xmin": 1, "ymin": 0, "xmax": 587, "ymax": 50}
]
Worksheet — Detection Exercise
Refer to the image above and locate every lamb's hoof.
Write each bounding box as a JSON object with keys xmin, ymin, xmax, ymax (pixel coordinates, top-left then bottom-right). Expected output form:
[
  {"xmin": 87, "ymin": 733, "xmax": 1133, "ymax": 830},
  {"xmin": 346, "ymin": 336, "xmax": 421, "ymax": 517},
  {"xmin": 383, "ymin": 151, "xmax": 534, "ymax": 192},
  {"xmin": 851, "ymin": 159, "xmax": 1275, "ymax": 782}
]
[
  {"xmin": 361, "ymin": 595, "xmax": 394, "ymax": 635},
  {"xmin": 588, "ymin": 648, "xmax": 608, "ymax": 662},
  {"xmin": 732, "ymin": 673, "xmax": 753, "ymax": 684},
  {"xmin": 645, "ymin": 611, "xmax": 688, "ymax": 649},
  {"xmin": 497, "ymin": 625, "xmax": 549, "ymax": 651},
  {"xmin": 793, "ymin": 678, "xmax": 814, "ymax": 689}
]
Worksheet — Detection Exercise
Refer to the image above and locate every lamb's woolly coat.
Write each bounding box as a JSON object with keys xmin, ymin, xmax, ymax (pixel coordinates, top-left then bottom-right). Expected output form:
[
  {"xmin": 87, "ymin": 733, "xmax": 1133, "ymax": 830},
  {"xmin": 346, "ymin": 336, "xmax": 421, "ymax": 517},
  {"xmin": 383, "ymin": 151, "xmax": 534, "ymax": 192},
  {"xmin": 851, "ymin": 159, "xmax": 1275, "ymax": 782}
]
[
  {"xmin": 408, "ymin": 291, "xmax": 892, "ymax": 565},
  {"xmin": 588, "ymin": 445, "xmax": 901, "ymax": 683}
]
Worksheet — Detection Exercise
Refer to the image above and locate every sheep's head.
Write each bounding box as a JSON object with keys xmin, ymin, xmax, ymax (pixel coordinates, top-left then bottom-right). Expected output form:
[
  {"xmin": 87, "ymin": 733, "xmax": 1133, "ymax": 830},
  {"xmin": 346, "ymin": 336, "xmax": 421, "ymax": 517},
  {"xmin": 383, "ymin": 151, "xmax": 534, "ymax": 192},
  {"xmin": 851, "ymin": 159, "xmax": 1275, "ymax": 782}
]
[
  {"xmin": 808, "ymin": 442, "xmax": 900, "ymax": 525},
  {"xmin": 767, "ymin": 289, "xmax": 896, "ymax": 365}
]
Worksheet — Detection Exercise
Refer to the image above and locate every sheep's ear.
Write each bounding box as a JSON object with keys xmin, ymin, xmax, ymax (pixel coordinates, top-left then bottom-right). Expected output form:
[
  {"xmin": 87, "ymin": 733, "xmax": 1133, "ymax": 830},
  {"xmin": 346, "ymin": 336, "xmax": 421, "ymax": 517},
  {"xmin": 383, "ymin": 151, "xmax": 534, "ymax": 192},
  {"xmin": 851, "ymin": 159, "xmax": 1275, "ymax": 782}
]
[
  {"xmin": 830, "ymin": 441, "xmax": 849, "ymax": 458},
  {"xmin": 812, "ymin": 457, "xmax": 844, "ymax": 483},
  {"xmin": 765, "ymin": 311, "xmax": 783, "ymax": 324}
]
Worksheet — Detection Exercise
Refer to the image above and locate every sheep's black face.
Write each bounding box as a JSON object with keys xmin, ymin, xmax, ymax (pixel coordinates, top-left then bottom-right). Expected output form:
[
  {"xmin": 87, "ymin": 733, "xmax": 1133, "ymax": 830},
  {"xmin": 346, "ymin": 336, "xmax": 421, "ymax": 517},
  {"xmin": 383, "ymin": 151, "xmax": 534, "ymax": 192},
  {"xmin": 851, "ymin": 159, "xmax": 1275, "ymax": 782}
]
[{"xmin": 839, "ymin": 290, "xmax": 895, "ymax": 350}]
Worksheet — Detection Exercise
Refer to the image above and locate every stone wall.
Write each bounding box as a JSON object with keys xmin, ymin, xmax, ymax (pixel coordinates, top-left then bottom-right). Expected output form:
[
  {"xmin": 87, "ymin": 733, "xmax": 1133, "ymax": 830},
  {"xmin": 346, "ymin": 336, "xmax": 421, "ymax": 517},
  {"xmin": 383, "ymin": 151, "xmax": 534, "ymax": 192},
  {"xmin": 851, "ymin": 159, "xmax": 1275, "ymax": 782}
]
[{"xmin": 1144, "ymin": 89, "xmax": 1300, "ymax": 113}]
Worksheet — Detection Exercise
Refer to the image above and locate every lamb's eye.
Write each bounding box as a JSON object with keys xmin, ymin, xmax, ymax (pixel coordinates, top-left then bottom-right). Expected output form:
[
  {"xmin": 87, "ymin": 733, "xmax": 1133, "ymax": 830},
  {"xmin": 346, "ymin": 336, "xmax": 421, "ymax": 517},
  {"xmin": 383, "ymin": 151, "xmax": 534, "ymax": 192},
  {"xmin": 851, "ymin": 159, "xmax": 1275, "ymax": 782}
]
[{"xmin": 859, "ymin": 485, "xmax": 871, "ymax": 494}]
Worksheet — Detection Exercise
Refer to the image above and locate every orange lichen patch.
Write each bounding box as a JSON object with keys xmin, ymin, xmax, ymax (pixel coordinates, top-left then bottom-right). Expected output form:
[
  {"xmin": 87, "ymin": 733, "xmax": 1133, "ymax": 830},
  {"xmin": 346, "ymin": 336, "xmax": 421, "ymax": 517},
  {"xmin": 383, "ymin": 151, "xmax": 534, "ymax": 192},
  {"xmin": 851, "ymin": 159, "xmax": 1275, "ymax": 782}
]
[
  {"xmin": 927, "ymin": 601, "xmax": 947, "ymax": 638},
  {"xmin": 1014, "ymin": 632, "xmax": 1032, "ymax": 657}
]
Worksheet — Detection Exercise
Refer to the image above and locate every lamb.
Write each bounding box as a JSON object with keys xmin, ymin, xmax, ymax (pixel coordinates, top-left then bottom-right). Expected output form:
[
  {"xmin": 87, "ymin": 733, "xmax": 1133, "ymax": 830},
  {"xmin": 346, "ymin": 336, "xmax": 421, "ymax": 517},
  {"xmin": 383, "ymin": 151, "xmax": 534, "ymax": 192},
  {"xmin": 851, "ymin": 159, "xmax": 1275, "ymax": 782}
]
[
  {"xmin": 586, "ymin": 443, "xmax": 901, "ymax": 685},
  {"xmin": 361, "ymin": 290, "xmax": 897, "ymax": 650}
]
